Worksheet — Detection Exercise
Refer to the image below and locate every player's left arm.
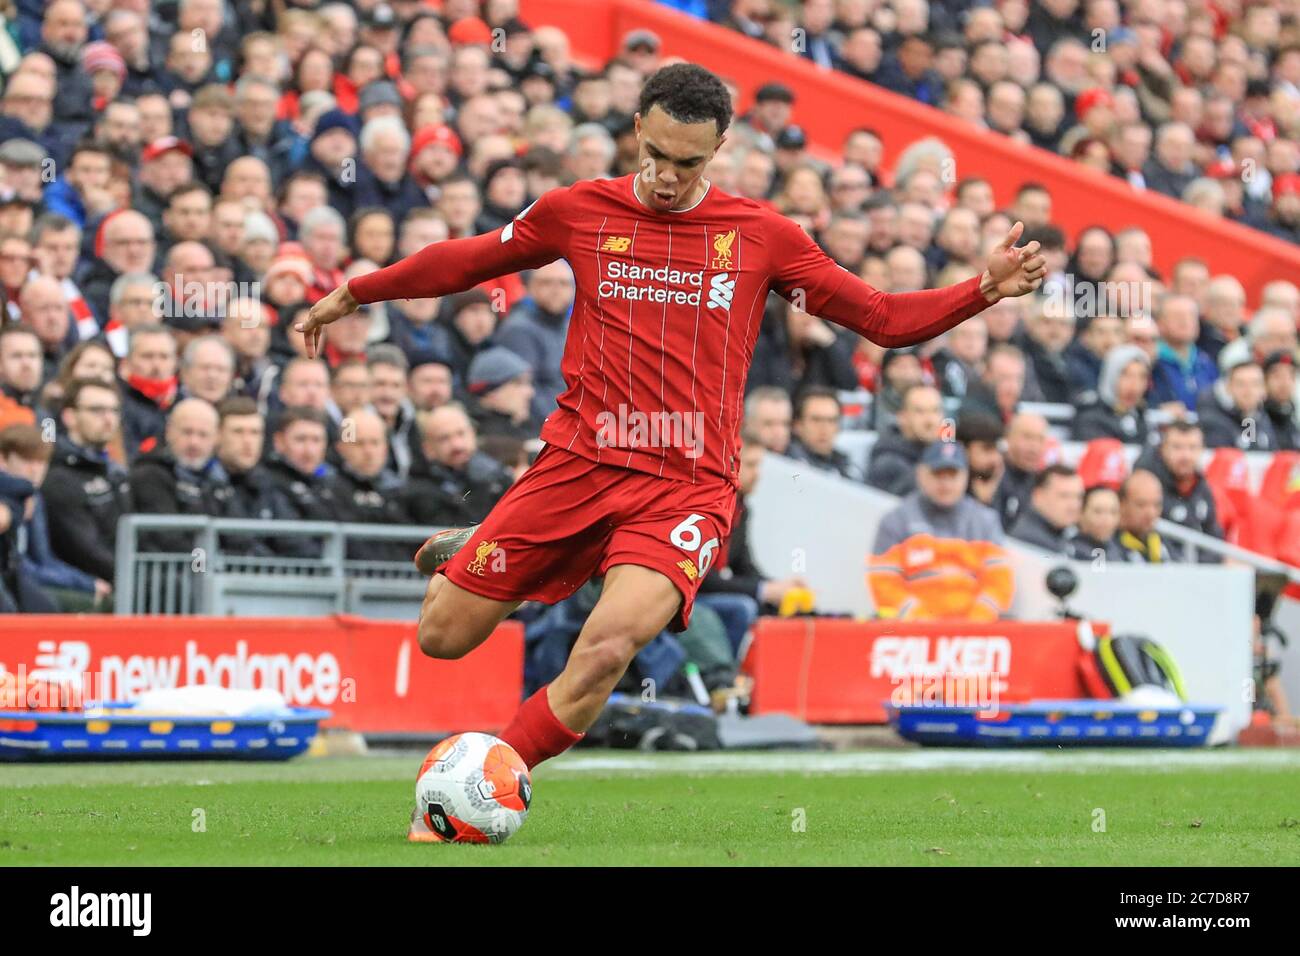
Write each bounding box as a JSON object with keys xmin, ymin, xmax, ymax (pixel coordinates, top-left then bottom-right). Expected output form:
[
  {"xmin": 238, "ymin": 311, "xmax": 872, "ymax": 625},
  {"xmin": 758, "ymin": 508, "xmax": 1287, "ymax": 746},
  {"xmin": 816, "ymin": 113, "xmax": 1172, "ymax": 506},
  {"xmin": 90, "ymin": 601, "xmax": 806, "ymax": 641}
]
[{"xmin": 772, "ymin": 217, "xmax": 1046, "ymax": 347}]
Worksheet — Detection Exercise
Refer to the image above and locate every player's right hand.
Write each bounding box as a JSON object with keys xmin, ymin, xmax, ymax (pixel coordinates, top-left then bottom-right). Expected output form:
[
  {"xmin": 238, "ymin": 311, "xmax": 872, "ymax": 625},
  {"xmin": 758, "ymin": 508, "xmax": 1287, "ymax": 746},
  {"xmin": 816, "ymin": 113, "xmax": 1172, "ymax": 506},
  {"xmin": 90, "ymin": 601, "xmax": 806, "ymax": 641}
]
[{"xmin": 296, "ymin": 282, "xmax": 360, "ymax": 359}]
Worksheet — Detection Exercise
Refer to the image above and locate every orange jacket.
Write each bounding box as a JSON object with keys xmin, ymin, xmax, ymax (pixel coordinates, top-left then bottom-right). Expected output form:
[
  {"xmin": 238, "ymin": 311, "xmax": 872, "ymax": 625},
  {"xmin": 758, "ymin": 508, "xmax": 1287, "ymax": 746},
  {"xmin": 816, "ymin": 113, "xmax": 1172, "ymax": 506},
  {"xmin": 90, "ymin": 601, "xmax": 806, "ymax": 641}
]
[{"xmin": 868, "ymin": 531, "xmax": 1014, "ymax": 622}]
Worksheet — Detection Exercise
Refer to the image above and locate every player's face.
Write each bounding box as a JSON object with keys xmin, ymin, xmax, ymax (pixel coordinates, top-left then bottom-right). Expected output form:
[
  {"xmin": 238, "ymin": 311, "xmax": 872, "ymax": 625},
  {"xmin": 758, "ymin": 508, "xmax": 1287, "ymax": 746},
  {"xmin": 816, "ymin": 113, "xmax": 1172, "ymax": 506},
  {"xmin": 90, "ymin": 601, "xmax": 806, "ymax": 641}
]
[{"xmin": 634, "ymin": 106, "xmax": 723, "ymax": 212}]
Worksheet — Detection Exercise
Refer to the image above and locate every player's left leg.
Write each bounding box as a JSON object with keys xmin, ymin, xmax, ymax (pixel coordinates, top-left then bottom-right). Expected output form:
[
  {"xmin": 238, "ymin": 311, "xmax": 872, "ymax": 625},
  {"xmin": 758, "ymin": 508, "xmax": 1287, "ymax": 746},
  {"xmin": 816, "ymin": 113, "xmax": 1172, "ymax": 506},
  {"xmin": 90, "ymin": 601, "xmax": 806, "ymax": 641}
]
[{"xmin": 497, "ymin": 564, "xmax": 683, "ymax": 767}]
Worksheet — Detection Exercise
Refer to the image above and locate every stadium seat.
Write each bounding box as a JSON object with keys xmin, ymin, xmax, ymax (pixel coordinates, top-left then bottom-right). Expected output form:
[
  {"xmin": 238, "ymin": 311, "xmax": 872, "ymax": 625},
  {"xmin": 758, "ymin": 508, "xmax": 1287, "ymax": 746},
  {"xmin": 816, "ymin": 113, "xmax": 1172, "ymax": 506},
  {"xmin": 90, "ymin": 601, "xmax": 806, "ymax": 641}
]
[
  {"xmin": 1258, "ymin": 452, "xmax": 1300, "ymax": 510},
  {"xmin": 1076, "ymin": 438, "xmax": 1128, "ymax": 490},
  {"xmin": 1204, "ymin": 448, "xmax": 1253, "ymax": 515},
  {"xmin": 1236, "ymin": 497, "xmax": 1286, "ymax": 559}
]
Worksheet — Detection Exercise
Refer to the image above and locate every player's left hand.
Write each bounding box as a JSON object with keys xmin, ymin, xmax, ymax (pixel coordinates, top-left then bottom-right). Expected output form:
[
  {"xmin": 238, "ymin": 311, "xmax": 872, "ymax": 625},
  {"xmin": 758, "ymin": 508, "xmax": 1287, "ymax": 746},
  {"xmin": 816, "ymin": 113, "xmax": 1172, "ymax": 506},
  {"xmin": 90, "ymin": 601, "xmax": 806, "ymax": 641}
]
[{"xmin": 980, "ymin": 221, "xmax": 1047, "ymax": 303}]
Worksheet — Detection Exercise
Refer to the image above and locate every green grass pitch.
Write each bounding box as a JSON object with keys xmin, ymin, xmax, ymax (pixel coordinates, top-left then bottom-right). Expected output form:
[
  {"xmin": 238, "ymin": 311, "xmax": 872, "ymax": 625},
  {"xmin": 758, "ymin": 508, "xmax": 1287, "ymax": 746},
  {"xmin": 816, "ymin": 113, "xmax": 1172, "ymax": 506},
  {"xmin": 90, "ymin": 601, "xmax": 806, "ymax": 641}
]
[{"xmin": 2, "ymin": 750, "xmax": 1299, "ymax": 866}]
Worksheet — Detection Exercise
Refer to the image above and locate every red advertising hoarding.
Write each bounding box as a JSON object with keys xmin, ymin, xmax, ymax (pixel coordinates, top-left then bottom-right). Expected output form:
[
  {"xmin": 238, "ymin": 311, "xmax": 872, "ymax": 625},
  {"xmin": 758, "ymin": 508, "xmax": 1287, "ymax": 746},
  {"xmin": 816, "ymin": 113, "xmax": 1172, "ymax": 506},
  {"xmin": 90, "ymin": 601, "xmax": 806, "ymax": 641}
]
[
  {"xmin": 746, "ymin": 618, "xmax": 1093, "ymax": 723},
  {"xmin": 0, "ymin": 615, "xmax": 524, "ymax": 734}
]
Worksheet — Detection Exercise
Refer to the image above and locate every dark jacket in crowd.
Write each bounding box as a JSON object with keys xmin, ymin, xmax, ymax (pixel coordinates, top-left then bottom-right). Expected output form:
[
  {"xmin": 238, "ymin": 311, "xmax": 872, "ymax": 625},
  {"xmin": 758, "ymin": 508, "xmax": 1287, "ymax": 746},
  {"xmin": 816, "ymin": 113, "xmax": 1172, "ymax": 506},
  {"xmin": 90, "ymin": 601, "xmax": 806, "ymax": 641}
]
[
  {"xmin": 75, "ymin": 256, "xmax": 122, "ymax": 326},
  {"xmin": 352, "ymin": 166, "xmax": 431, "ymax": 225},
  {"xmin": 470, "ymin": 402, "xmax": 538, "ymax": 443},
  {"xmin": 1195, "ymin": 385, "xmax": 1278, "ymax": 452},
  {"xmin": 329, "ymin": 465, "xmax": 413, "ymax": 562},
  {"xmin": 1265, "ymin": 400, "xmax": 1300, "ymax": 451},
  {"xmin": 1068, "ymin": 532, "xmax": 1128, "ymax": 564},
  {"xmin": 263, "ymin": 454, "xmax": 341, "ymax": 558},
  {"xmin": 1071, "ymin": 399, "xmax": 1150, "ymax": 446},
  {"xmin": 992, "ymin": 462, "xmax": 1035, "ymax": 532},
  {"xmin": 1009, "ymin": 505, "xmax": 1074, "ymax": 556},
  {"xmin": 746, "ymin": 305, "xmax": 859, "ymax": 398},
  {"xmin": 698, "ymin": 497, "xmax": 765, "ymax": 601},
  {"xmin": 864, "ymin": 429, "xmax": 925, "ymax": 496},
  {"xmin": 1022, "ymin": 337, "xmax": 1073, "ymax": 404},
  {"xmin": 496, "ymin": 297, "xmax": 571, "ymax": 424},
  {"xmin": 218, "ymin": 463, "xmax": 290, "ymax": 557},
  {"xmin": 401, "ymin": 451, "xmax": 512, "ymax": 527},
  {"xmin": 1134, "ymin": 450, "xmax": 1224, "ymax": 563},
  {"xmin": 1064, "ymin": 339, "xmax": 1104, "ymax": 395},
  {"xmin": 118, "ymin": 379, "xmax": 171, "ymax": 459},
  {"xmin": 128, "ymin": 448, "xmax": 229, "ymax": 553},
  {"xmin": 42, "ymin": 436, "xmax": 132, "ymax": 582},
  {"xmin": 785, "ymin": 436, "xmax": 862, "ymax": 482}
]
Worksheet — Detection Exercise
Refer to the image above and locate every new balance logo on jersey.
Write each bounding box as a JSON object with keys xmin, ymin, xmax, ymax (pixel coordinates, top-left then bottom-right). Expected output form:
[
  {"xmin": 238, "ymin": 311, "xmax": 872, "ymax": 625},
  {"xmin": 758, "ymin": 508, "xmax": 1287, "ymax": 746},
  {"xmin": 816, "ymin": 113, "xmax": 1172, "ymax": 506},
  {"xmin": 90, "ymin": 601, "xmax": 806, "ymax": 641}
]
[
  {"xmin": 706, "ymin": 273, "xmax": 735, "ymax": 312},
  {"xmin": 600, "ymin": 236, "xmax": 632, "ymax": 252}
]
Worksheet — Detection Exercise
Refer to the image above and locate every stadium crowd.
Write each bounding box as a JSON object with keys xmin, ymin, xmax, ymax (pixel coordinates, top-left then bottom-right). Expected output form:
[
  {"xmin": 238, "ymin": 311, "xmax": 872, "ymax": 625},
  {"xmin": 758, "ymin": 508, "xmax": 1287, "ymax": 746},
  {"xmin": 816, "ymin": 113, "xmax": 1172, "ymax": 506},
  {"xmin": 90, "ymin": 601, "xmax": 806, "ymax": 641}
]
[
  {"xmin": 686, "ymin": 0, "xmax": 1300, "ymax": 244},
  {"xmin": 0, "ymin": 0, "xmax": 1295, "ymax": 673}
]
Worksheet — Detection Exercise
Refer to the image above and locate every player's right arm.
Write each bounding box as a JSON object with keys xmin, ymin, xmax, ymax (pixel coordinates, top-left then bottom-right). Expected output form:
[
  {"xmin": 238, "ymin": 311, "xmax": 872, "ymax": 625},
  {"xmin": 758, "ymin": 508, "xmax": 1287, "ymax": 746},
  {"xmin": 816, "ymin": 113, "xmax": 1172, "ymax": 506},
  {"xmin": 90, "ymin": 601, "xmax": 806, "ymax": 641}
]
[{"xmin": 296, "ymin": 189, "xmax": 570, "ymax": 355}]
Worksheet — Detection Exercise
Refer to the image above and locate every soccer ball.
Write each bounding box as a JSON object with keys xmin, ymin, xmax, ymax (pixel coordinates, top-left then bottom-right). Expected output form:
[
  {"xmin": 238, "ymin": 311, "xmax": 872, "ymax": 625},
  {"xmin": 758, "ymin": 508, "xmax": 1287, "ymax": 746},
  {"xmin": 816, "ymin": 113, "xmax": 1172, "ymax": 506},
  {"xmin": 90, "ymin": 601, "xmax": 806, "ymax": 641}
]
[{"xmin": 415, "ymin": 733, "xmax": 532, "ymax": 844}]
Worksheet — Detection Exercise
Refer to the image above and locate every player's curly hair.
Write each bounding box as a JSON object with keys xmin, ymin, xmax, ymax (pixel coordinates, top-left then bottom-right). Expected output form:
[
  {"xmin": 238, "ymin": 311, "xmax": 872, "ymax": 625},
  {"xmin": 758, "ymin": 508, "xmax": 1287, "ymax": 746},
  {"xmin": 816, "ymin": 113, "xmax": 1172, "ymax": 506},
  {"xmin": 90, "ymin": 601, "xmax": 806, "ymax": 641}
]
[{"xmin": 638, "ymin": 63, "xmax": 732, "ymax": 135}]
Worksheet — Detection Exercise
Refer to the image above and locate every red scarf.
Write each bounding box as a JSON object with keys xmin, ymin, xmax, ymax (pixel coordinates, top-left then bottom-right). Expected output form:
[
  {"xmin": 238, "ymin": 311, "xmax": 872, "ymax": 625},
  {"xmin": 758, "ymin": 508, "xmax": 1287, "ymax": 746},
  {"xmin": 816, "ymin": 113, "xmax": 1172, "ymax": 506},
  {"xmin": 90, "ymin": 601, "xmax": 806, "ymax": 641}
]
[{"xmin": 127, "ymin": 373, "xmax": 178, "ymax": 409}]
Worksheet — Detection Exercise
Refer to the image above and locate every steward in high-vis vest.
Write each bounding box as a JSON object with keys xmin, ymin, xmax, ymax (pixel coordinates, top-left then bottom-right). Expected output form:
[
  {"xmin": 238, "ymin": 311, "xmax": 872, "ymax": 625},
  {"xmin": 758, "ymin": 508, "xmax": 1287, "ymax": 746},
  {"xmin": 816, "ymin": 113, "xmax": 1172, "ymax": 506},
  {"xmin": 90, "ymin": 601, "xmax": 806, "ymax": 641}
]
[{"xmin": 868, "ymin": 441, "xmax": 1014, "ymax": 621}]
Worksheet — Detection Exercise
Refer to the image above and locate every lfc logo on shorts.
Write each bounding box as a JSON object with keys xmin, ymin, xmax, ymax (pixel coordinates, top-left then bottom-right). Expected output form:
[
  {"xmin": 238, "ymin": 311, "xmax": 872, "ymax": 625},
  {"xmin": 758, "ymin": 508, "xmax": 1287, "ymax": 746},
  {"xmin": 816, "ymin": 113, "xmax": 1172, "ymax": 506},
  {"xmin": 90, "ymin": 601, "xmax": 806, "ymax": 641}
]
[
  {"xmin": 466, "ymin": 539, "xmax": 499, "ymax": 576},
  {"xmin": 676, "ymin": 558, "xmax": 699, "ymax": 582},
  {"xmin": 710, "ymin": 228, "xmax": 737, "ymax": 270}
]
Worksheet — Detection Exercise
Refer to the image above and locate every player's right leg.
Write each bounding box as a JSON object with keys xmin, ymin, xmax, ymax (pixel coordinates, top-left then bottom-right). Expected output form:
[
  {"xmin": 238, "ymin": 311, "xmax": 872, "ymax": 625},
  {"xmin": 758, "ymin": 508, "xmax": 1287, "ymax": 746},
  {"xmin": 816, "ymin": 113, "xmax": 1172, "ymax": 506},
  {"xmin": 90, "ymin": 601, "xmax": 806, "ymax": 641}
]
[{"xmin": 415, "ymin": 572, "xmax": 519, "ymax": 660}]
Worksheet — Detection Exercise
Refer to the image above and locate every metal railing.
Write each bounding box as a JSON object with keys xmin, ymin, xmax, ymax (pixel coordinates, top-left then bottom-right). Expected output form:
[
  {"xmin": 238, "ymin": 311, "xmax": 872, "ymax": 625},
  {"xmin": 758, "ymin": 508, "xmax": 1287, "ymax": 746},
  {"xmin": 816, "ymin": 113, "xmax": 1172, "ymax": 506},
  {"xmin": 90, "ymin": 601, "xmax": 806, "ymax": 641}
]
[
  {"xmin": 114, "ymin": 515, "xmax": 444, "ymax": 618},
  {"xmin": 1155, "ymin": 517, "xmax": 1300, "ymax": 583}
]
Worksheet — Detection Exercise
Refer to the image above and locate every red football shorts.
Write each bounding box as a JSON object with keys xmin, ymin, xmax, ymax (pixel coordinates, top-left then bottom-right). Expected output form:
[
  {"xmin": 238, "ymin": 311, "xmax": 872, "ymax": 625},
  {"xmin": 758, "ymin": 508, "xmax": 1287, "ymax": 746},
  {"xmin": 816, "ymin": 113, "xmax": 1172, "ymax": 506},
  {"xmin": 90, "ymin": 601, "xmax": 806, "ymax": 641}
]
[{"xmin": 437, "ymin": 443, "xmax": 736, "ymax": 631}]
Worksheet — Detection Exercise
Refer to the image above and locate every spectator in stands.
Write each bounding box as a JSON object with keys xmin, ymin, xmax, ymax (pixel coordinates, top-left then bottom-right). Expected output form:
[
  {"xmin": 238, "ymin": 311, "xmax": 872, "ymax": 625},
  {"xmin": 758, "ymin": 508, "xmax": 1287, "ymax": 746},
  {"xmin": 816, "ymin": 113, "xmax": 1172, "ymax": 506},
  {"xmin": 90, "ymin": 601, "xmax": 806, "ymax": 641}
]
[
  {"xmin": 331, "ymin": 407, "xmax": 411, "ymax": 562},
  {"xmin": 496, "ymin": 260, "xmax": 574, "ymax": 425},
  {"xmin": 1068, "ymin": 485, "xmax": 1126, "ymax": 563},
  {"xmin": 956, "ymin": 412, "xmax": 1004, "ymax": 507},
  {"xmin": 42, "ymin": 378, "xmax": 129, "ymax": 583},
  {"xmin": 869, "ymin": 441, "xmax": 1013, "ymax": 622},
  {"xmin": 214, "ymin": 397, "xmax": 283, "ymax": 529},
  {"xmin": 748, "ymin": 298, "xmax": 858, "ymax": 398},
  {"xmin": 1197, "ymin": 360, "xmax": 1278, "ymax": 452},
  {"xmin": 1150, "ymin": 294, "xmax": 1217, "ymax": 414},
  {"xmin": 402, "ymin": 403, "xmax": 511, "ymax": 527},
  {"xmin": 742, "ymin": 386, "xmax": 792, "ymax": 455},
  {"xmin": 993, "ymin": 411, "xmax": 1048, "ymax": 531},
  {"xmin": 1198, "ymin": 275, "xmax": 1247, "ymax": 365},
  {"xmin": 178, "ymin": 335, "xmax": 236, "ymax": 406},
  {"xmin": 1143, "ymin": 122, "xmax": 1198, "ymax": 200},
  {"xmin": 20, "ymin": 275, "xmax": 74, "ymax": 382},
  {"xmin": 698, "ymin": 431, "xmax": 807, "ymax": 657},
  {"xmin": 786, "ymin": 386, "xmax": 859, "ymax": 481},
  {"xmin": 366, "ymin": 346, "xmax": 418, "ymax": 480},
  {"xmin": 1010, "ymin": 464, "xmax": 1084, "ymax": 556},
  {"xmin": 874, "ymin": 33, "xmax": 942, "ymax": 107},
  {"xmin": 866, "ymin": 383, "xmax": 943, "ymax": 496},
  {"xmin": 128, "ymin": 397, "xmax": 226, "ymax": 553},
  {"xmin": 1135, "ymin": 421, "xmax": 1224, "ymax": 562},
  {"xmin": 1219, "ymin": 307, "xmax": 1299, "ymax": 377},
  {"xmin": 960, "ymin": 342, "xmax": 1028, "ymax": 424},
  {"xmin": 1263, "ymin": 351, "xmax": 1300, "ymax": 452},
  {"xmin": 406, "ymin": 349, "xmax": 456, "ymax": 417},
  {"xmin": 7, "ymin": 420, "xmax": 108, "ymax": 611},
  {"xmin": 437, "ymin": 289, "xmax": 499, "ymax": 375},
  {"xmin": 329, "ymin": 360, "xmax": 371, "ymax": 423},
  {"xmin": 257, "ymin": 405, "xmax": 338, "ymax": 560},
  {"xmin": 931, "ymin": 316, "xmax": 987, "ymax": 402},
  {"xmin": 870, "ymin": 346, "xmax": 926, "ymax": 433},
  {"xmin": 466, "ymin": 347, "xmax": 536, "ymax": 442},
  {"xmin": 1064, "ymin": 313, "xmax": 1122, "ymax": 396},
  {"xmin": 118, "ymin": 325, "xmax": 178, "ymax": 459},
  {"xmin": 0, "ymin": 325, "xmax": 43, "ymax": 430},
  {"xmin": 1020, "ymin": 295, "xmax": 1075, "ymax": 404},
  {"xmin": 1072, "ymin": 343, "xmax": 1151, "ymax": 446},
  {"xmin": 1116, "ymin": 469, "xmax": 1169, "ymax": 563}
]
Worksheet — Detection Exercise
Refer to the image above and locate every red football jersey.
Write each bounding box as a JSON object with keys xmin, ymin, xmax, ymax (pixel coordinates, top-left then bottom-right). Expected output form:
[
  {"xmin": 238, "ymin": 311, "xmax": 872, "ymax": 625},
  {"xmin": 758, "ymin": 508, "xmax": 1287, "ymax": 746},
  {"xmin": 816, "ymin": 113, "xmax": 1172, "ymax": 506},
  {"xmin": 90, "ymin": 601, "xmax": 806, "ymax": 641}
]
[{"xmin": 350, "ymin": 173, "xmax": 990, "ymax": 486}]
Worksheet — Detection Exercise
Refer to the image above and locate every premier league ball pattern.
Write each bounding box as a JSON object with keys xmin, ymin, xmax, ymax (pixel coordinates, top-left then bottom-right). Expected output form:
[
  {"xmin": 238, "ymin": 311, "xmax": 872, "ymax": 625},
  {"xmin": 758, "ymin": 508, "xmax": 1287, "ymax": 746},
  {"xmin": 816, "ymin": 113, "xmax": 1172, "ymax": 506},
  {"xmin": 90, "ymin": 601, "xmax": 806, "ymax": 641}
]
[{"xmin": 415, "ymin": 733, "xmax": 532, "ymax": 844}]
